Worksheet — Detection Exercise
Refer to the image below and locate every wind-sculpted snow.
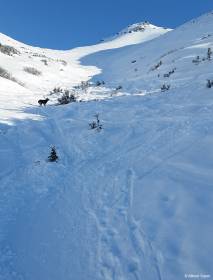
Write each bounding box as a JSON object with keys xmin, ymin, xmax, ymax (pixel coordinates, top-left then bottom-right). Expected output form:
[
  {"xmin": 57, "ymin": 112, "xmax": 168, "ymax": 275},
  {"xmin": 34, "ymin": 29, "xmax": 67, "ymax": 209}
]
[{"xmin": 0, "ymin": 11, "xmax": 213, "ymax": 280}]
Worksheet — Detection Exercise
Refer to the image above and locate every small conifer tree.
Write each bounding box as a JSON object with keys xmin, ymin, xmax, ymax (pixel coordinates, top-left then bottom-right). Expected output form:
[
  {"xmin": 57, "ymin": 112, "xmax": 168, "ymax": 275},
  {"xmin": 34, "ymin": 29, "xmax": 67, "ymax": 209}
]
[
  {"xmin": 207, "ymin": 79, "xmax": 213, "ymax": 88},
  {"xmin": 48, "ymin": 146, "xmax": 59, "ymax": 162},
  {"xmin": 207, "ymin": 48, "xmax": 212, "ymax": 60}
]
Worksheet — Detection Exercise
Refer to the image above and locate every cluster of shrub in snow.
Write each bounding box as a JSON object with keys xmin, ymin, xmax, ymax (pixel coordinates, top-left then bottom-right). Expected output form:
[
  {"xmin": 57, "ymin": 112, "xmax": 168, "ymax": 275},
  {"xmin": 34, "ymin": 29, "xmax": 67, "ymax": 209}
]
[
  {"xmin": 151, "ymin": 60, "xmax": 162, "ymax": 71},
  {"xmin": 23, "ymin": 66, "xmax": 42, "ymax": 76},
  {"xmin": 163, "ymin": 68, "xmax": 176, "ymax": 78},
  {"xmin": 0, "ymin": 66, "xmax": 13, "ymax": 80},
  {"xmin": 57, "ymin": 90, "xmax": 77, "ymax": 105},
  {"xmin": 41, "ymin": 59, "xmax": 48, "ymax": 66},
  {"xmin": 0, "ymin": 43, "xmax": 20, "ymax": 56},
  {"xmin": 28, "ymin": 52, "xmax": 67, "ymax": 68},
  {"xmin": 161, "ymin": 84, "xmax": 170, "ymax": 92},
  {"xmin": 0, "ymin": 66, "xmax": 23, "ymax": 86},
  {"xmin": 49, "ymin": 80, "xmax": 121, "ymax": 106},
  {"xmin": 146, "ymin": 47, "xmax": 213, "ymax": 93},
  {"xmin": 192, "ymin": 48, "xmax": 212, "ymax": 64}
]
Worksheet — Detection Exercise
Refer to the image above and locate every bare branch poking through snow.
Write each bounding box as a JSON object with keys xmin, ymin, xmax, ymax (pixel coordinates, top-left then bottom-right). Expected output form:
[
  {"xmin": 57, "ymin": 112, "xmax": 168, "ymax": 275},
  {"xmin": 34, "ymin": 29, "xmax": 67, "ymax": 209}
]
[{"xmin": 89, "ymin": 114, "xmax": 103, "ymax": 132}]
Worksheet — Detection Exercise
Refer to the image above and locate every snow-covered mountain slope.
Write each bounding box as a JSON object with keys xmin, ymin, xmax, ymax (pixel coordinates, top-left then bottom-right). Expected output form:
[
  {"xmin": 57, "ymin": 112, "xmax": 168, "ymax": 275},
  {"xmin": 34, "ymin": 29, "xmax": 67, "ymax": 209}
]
[
  {"xmin": 82, "ymin": 11, "xmax": 213, "ymax": 92},
  {"xmin": 0, "ymin": 23, "xmax": 168, "ymax": 124},
  {"xmin": 0, "ymin": 11, "xmax": 213, "ymax": 280}
]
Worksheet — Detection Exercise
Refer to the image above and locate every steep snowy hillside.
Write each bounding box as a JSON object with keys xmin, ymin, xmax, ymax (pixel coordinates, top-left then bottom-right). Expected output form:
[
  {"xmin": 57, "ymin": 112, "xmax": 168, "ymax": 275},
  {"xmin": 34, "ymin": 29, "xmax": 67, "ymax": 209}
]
[
  {"xmin": 82, "ymin": 11, "xmax": 213, "ymax": 92},
  {"xmin": 0, "ymin": 23, "xmax": 168, "ymax": 124},
  {"xmin": 0, "ymin": 12, "xmax": 213, "ymax": 280}
]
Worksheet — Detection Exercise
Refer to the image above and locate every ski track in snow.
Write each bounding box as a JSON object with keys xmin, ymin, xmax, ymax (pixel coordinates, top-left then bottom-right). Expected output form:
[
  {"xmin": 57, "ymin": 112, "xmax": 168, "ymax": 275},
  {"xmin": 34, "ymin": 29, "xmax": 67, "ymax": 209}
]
[
  {"xmin": 1, "ymin": 92, "xmax": 213, "ymax": 279},
  {"xmin": 0, "ymin": 93, "xmax": 213, "ymax": 279}
]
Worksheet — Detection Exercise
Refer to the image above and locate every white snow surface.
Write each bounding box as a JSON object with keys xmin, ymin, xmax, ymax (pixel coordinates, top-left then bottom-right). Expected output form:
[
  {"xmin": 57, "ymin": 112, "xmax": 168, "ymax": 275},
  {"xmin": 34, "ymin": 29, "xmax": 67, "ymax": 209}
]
[{"xmin": 0, "ymin": 12, "xmax": 213, "ymax": 280}]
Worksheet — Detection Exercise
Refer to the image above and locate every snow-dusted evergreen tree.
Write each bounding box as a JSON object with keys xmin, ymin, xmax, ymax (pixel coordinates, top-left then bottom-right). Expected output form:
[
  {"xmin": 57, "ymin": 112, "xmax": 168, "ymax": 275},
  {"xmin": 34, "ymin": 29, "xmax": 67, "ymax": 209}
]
[
  {"xmin": 207, "ymin": 48, "xmax": 212, "ymax": 60},
  {"xmin": 207, "ymin": 79, "xmax": 213, "ymax": 88},
  {"xmin": 48, "ymin": 146, "xmax": 59, "ymax": 162}
]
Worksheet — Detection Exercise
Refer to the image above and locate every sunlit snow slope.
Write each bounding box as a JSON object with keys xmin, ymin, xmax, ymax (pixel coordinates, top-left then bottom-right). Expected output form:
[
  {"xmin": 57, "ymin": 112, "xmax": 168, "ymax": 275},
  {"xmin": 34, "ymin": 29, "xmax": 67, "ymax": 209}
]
[
  {"xmin": 0, "ymin": 13, "xmax": 213, "ymax": 280},
  {"xmin": 0, "ymin": 22, "xmax": 167, "ymax": 124}
]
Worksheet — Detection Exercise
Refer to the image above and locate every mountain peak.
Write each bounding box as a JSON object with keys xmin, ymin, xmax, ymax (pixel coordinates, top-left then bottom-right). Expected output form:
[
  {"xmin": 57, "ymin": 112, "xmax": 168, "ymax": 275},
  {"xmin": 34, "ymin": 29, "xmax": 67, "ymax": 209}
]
[
  {"xmin": 117, "ymin": 21, "xmax": 169, "ymax": 36},
  {"xmin": 100, "ymin": 22, "xmax": 170, "ymax": 43}
]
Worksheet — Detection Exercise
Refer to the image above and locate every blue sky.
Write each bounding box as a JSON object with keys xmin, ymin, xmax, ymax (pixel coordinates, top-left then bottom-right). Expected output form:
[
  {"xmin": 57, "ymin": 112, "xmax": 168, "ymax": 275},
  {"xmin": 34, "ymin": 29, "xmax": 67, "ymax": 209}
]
[{"xmin": 0, "ymin": 0, "xmax": 212, "ymax": 49}]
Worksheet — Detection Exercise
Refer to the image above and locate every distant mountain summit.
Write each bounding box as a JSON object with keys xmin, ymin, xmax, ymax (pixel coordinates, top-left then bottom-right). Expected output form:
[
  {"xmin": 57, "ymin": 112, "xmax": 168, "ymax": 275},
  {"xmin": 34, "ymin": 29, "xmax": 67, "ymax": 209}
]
[
  {"xmin": 119, "ymin": 21, "xmax": 168, "ymax": 35},
  {"xmin": 101, "ymin": 21, "xmax": 170, "ymax": 42}
]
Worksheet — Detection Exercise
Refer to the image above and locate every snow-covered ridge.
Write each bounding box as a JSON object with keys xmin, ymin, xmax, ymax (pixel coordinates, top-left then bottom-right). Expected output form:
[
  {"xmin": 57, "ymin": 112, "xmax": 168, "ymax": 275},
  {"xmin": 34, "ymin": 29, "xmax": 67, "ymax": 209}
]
[{"xmin": 82, "ymin": 10, "xmax": 213, "ymax": 93}]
